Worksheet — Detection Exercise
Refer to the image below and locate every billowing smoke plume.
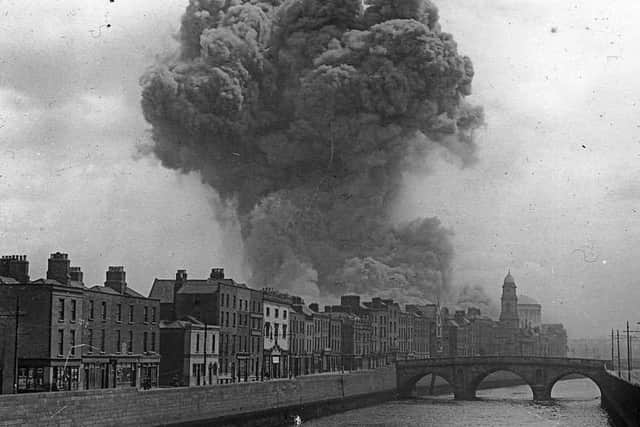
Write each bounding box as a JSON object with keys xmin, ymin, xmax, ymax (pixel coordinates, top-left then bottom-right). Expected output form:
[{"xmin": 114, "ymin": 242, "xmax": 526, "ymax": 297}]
[
  {"xmin": 140, "ymin": 0, "xmax": 483, "ymax": 303},
  {"xmin": 454, "ymin": 284, "xmax": 499, "ymax": 318}
]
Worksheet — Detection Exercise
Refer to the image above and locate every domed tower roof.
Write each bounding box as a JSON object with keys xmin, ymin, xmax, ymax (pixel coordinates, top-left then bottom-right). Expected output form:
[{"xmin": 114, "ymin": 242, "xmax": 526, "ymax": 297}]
[{"xmin": 504, "ymin": 270, "xmax": 515, "ymax": 284}]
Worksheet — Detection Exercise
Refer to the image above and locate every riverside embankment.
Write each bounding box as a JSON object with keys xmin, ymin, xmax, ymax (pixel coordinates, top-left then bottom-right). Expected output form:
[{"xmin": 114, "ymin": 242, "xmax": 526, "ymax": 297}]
[
  {"xmin": 0, "ymin": 367, "xmax": 397, "ymax": 426},
  {"xmin": 600, "ymin": 370, "xmax": 640, "ymax": 427}
]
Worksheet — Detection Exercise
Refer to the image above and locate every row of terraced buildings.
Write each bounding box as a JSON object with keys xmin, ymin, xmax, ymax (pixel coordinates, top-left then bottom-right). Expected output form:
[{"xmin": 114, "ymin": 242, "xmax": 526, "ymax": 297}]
[{"xmin": 0, "ymin": 253, "xmax": 567, "ymax": 394}]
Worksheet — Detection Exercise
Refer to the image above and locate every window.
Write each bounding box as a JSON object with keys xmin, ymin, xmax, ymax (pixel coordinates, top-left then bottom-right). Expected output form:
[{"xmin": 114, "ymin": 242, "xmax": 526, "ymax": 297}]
[
  {"xmin": 151, "ymin": 307, "xmax": 157, "ymax": 323},
  {"xmin": 58, "ymin": 298, "xmax": 65, "ymax": 321},
  {"xmin": 70, "ymin": 330, "xmax": 76, "ymax": 355},
  {"xmin": 225, "ymin": 312, "xmax": 229, "ymax": 327},
  {"xmin": 144, "ymin": 307, "xmax": 149, "ymax": 323},
  {"xmin": 144, "ymin": 332, "xmax": 148, "ymax": 352},
  {"xmin": 89, "ymin": 300, "xmax": 94, "ymax": 319},
  {"xmin": 232, "ymin": 313, "xmax": 236, "ymax": 327},
  {"xmin": 151, "ymin": 332, "xmax": 156, "ymax": 352},
  {"xmin": 196, "ymin": 333, "xmax": 200, "ymax": 353},
  {"xmin": 225, "ymin": 294, "xmax": 229, "ymax": 307},
  {"xmin": 283, "ymin": 310, "xmax": 287, "ymax": 320},
  {"xmin": 264, "ymin": 322, "xmax": 269, "ymax": 338},
  {"xmin": 128, "ymin": 331, "xmax": 133, "ymax": 353},
  {"xmin": 117, "ymin": 304, "xmax": 122, "ymax": 322},
  {"xmin": 274, "ymin": 323, "xmax": 279, "ymax": 340},
  {"xmin": 101, "ymin": 301, "xmax": 107, "ymax": 320},
  {"xmin": 116, "ymin": 330, "xmax": 121, "ymax": 353},
  {"xmin": 233, "ymin": 296, "xmax": 236, "ymax": 308},
  {"xmin": 220, "ymin": 294, "xmax": 224, "ymax": 307},
  {"xmin": 283, "ymin": 325, "xmax": 287, "ymax": 339},
  {"xmin": 266, "ymin": 307, "xmax": 270, "ymax": 317},
  {"xmin": 211, "ymin": 334, "xmax": 216, "ymax": 353},
  {"xmin": 71, "ymin": 300, "xmax": 77, "ymax": 322},
  {"xmin": 275, "ymin": 308, "xmax": 279, "ymax": 318},
  {"xmin": 100, "ymin": 329, "xmax": 105, "ymax": 352},
  {"xmin": 58, "ymin": 330, "xmax": 64, "ymax": 355},
  {"xmin": 88, "ymin": 329, "xmax": 94, "ymax": 352},
  {"xmin": 129, "ymin": 305, "xmax": 134, "ymax": 323}
]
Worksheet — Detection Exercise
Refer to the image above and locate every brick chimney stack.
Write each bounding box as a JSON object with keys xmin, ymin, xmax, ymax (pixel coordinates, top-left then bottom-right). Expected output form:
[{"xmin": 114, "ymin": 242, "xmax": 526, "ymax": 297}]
[
  {"xmin": 170, "ymin": 269, "xmax": 189, "ymax": 321},
  {"xmin": 105, "ymin": 266, "xmax": 127, "ymax": 294},
  {"xmin": 47, "ymin": 252, "xmax": 70, "ymax": 285},
  {"xmin": 0, "ymin": 255, "xmax": 30, "ymax": 283},
  {"xmin": 69, "ymin": 266, "xmax": 83, "ymax": 283},
  {"xmin": 210, "ymin": 268, "xmax": 224, "ymax": 280},
  {"xmin": 174, "ymin": 269, "xmax": 188, "ymax": 295}
]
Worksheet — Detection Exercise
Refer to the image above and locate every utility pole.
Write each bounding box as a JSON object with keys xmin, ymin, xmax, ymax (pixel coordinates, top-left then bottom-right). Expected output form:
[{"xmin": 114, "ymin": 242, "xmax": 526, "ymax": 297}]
[
  {"xmin": 617, "ymin": 329, "xmax": 621, "ymax": 377},
  {"xmin": 627, "ymin": 321, "xmax": 631, "ymax": 381},
  {"xmin": 203, "ymin": 323, "xmax": 207, "ymax": 385},
  {"xmin": 611, "ymin": 329, "xmax": 614, "ymax": 370},
  {"xmin": 13, "ymin": 297, "xmax": 19, "ymax": 394},
  {"xmin": 0, "ymin": 296, "xmax": 25, "ymax": 394}
]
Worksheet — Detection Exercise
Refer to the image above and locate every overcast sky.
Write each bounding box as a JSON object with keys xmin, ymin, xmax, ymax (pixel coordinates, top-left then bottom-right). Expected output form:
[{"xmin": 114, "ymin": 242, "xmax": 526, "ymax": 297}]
[{"xmin": 1, "ymin": 0, "xmax": 639, "ymax": 338}]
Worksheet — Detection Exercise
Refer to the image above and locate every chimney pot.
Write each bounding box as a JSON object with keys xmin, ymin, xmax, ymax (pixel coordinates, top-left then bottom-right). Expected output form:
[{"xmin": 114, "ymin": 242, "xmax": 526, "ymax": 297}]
[{"xmin": 2, "ymin": 254, "xmax": 29, "ymax": 282}]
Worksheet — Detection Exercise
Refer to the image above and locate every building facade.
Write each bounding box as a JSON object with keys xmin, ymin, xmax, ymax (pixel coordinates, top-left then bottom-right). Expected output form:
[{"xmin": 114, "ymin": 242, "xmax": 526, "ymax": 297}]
[
  {"xmin": 82, "ymin": 266, "xmax": 160, "ymax": 391},
  {"xmin": 159, "ymin": 317, "xmax": 219, "ymax": 386},
  {"xmin": 149, "ymin": 267, "xmax": 264, "ymax": 383},
  {"xmin": 262, "ymin": 289, "xmax": 291, "ymax": 379},
  {"xmin": 0, "ymin": 253, "xmax": 160, "ymax": 394},
  {"xmin": 289, "ymin": 297, "xmax": 313, "ymax": 376}
]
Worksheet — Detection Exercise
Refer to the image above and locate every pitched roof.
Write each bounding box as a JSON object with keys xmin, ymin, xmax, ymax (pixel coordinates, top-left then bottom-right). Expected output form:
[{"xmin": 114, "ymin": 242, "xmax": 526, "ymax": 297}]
[
  {"xmin": 151, "ymin": 276, "xmax": 249, "ymax": 302},
  {"xmin": 124, "ymin": 287, "xmax": 144, "ymax": 298},
  {"xmin": 30, "ymin": 278, "xmax": 85, "ymax": 288},
  {"xmin": 149, "ymin": 279, "xmax": 176, "ymax": 303},
  {"xmin": 89, "ymin": 285, "xmax": 120, "ymax": 295},
  {"xmin": 176, "ymin": 281, "xmax": 217, "ymax": 294}
]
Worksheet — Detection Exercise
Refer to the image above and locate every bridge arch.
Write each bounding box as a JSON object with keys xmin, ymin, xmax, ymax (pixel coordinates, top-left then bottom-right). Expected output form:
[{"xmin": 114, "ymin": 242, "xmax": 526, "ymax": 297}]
[
  {"xmin": 411, "ymin": 372, "xmax": 456, "ymax": 397},
  {"xmin": 469, "ymin": 368, "xmax": 536, "ymax": 399},
  {"xmin": 545, "ymin": 370, "xmax": 604, "ymax": 399},
  {"xmin": 466, "ymin": 366, "xmax": 541, "ymax": 398},
  {"xmin": 397, "ymin": 367, "xmax": 456, "ymax": 398}
]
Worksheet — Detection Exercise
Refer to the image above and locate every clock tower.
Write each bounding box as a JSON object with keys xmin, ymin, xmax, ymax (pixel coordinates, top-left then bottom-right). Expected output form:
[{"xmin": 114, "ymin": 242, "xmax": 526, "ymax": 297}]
[{"xmin": 499, "ymin": 270, "xmax": 519, "ymax": 329}]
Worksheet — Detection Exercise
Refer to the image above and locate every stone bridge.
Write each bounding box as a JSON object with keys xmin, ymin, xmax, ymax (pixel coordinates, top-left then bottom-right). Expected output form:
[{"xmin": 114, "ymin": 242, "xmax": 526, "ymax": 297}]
[{"xmin": 396, "ymin": 356, "xmax": 608, "ymax": 401}]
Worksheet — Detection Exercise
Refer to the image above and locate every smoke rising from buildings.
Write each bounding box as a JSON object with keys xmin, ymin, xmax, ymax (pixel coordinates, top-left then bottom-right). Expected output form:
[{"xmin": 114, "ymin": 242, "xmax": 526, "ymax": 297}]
[{"xmin": 140, "ymin": 0, "xmax": 484, "ymax": 303}]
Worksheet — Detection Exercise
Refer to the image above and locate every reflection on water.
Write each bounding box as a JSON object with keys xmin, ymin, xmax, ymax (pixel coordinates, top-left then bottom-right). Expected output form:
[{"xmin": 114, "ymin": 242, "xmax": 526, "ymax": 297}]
[{"xmin": 302, "ymin": 378, "xmax": 610, "ymax": 427}]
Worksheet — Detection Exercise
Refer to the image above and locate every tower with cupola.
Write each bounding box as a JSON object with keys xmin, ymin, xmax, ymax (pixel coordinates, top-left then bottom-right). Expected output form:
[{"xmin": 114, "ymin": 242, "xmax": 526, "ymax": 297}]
[{"xmin": 499, "ymin": 270, "xmax": 519, "ymax": 329}]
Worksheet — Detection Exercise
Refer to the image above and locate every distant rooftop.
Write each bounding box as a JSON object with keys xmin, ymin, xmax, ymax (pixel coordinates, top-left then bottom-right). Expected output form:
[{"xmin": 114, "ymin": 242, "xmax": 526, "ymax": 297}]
[{"xmin": 518, "ymin": 295, "xmax": 540, "ymax": 305}]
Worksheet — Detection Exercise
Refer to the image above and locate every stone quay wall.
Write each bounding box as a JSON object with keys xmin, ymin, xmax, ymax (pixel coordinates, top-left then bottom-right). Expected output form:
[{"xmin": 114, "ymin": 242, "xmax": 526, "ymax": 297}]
[
  {"xmin": 0, "ymin": 366, "xmax": 397, "ymax": 427},
  {"xmin": 600, "ymin": 370, "xmax": 640, "ymax": 427}
]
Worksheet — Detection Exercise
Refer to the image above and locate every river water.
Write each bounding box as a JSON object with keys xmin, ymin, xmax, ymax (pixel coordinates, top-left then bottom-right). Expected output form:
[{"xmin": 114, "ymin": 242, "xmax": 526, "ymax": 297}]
[{"xmin": 302, "ymin": 378, "xmax": 611, "ymax": 426}]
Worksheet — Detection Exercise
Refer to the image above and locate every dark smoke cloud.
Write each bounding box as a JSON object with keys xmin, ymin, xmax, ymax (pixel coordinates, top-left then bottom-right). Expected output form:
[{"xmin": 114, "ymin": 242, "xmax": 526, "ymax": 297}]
[
  {"xmin": 454, "ymin": 284, "xmax": 499, "ymax": 318},
  {"xmin": 140, "ymin": 0, "xmax": 483, "ymax": 302}
]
